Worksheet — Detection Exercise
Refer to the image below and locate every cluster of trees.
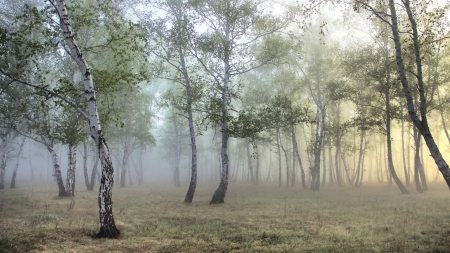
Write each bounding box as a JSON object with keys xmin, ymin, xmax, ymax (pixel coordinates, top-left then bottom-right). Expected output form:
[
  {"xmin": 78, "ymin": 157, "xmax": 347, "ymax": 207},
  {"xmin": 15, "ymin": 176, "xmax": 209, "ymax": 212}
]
[{"xmin": 1, "ymin": 0, "xmax": 450, "ymax": 238}]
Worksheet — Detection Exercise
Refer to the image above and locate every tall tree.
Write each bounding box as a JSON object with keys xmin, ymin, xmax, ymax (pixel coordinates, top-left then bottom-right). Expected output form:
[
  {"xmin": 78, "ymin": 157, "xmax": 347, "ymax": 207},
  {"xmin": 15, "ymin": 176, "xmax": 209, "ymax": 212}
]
[
  {"xmin": 50, "ymin": 0, "xmax": 120, "ymax": 238},
  {"xmin": 143, "ymin": 0, "xmax": 201, "ymax": 203},
  {"xmin": 187, "ymin": 0, "xmax": 292, "ymax": 204},
  {"xmin": 355, "ymin": 0, "xmax": 450, "ymax": 190}
]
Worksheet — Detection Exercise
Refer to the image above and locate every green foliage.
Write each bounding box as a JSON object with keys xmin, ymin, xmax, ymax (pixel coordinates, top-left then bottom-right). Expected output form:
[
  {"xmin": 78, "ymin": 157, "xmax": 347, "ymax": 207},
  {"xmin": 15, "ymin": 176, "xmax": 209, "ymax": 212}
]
[
  {"xmin": 259, "ymin": 94, "xmax": 313, "ymax": 130},
  {"xmin": 256, "ymin": 34, "xmax": 292, "ymax": 64}
]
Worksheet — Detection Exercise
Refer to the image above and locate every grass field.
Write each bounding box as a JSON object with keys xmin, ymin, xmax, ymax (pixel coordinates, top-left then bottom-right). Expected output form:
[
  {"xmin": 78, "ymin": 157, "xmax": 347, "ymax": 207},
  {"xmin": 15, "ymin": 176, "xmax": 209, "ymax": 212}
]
[{"xmin": 0, "ymin": 181, "xmax": 450, "ymax": 252}]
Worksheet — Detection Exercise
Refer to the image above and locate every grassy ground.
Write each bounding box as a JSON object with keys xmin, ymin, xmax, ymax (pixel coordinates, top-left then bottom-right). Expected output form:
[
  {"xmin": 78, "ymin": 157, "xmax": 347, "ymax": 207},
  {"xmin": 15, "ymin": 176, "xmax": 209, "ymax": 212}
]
[{"xmin": 0, "ymin": 181, "xmax": 450, "ymax": 252}]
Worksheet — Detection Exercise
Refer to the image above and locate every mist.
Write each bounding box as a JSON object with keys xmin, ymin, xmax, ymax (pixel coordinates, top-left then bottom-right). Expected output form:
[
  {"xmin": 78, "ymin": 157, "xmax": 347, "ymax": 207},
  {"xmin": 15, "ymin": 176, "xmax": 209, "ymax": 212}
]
[{"xmin": 1, "ymin": 0, "xmax": 450, "ymax": 251}]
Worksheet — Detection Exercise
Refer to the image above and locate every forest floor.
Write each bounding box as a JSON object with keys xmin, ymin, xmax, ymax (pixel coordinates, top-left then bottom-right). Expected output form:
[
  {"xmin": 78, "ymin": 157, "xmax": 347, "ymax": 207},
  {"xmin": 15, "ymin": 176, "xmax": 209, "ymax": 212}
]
[{"xmin": 0, "ymin": 181, "xmax": 450, "ymax": 252}]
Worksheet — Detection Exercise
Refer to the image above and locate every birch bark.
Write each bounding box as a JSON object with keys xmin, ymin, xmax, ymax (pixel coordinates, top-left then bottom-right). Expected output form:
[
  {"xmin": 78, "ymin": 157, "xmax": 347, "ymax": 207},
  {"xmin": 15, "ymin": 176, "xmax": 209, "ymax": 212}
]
[
  {"xmin": 50, "ymin": 0, "xmax": 119, "ymax": 238},
  {"xmin": 10, "ymin": 136, "xmax": 26, "ymax": 188}
]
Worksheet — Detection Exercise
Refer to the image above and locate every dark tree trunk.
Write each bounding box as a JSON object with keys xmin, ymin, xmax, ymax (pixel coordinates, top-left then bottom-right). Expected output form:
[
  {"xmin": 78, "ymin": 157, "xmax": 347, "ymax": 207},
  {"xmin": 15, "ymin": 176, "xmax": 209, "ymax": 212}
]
[
  {"xmin": 83, "ymin": 142, "xmax": 90, "ymax": 190},
  {"xmin": 255, "ymin": 143, "xmax": 260, "ymax": 185},
  {"xmin": 292, "ymin": 125, "xmax": 306, "ymax": 189},
  {"xmin": 44, "ymin": 141, "xmax": 66, "ymax": 197},
  {"xmin": 413, "ymin": 128, "xmax": 423, "ymax": 193},
  {"xmin": 328, "ymin": 145, "xmax": 335, "ymax": 185},
  {"xmin": 246, "ymin": 139, "xmax": 256, "ymax": 184},
  {"xmin": 88, "ymin": 156, "xmax": 99, "ymax": 191},
  {"xmin": 276, "ymin": 127, "xmax": 282, "ymax": 187},
  {"xmin": 138, "ymin": 149, "xmax": 143, "ymax": 185},
  {"xmin": 120, "ymin": 140, "xmax": 129, "ymax": 188},
  {"xmin": 0, "ymin": 134, "xmax": 9, "ymax": 190},
  {"xmin": 401, "ymin": 115, "xmax": 410, "ymax": 187},
  {"xmin": 385, "ymin": 70, "xmax": 409, "ymax": 194},
  {"xmin": 10, "ymin": 136, "xmax": 26, "ymax": 188},
  {"xmin": 342, "ymin": 154, "xmax": 354, "ymax": 187},
  {"xmin": 322, "ymin": 140, "xmax": 326, "ymax": 187}
]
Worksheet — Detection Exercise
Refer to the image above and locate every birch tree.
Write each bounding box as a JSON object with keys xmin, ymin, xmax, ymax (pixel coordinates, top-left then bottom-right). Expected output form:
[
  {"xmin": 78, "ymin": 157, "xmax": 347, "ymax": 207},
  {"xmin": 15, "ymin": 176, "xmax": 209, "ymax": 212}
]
[
  {"xmin": 49, "ymin": 0, "xmax": 120, "ymax": 238},
  {"xmin": 386, "ymin": 0, "xmax": 450, "ymax": 189},
  {"xmin": 143, "ymin": 0, "xmax": 201, "ymax": 203},
  {"xmin": 187, "ymin": 0, "xmax": 293, "ymax": 203}
]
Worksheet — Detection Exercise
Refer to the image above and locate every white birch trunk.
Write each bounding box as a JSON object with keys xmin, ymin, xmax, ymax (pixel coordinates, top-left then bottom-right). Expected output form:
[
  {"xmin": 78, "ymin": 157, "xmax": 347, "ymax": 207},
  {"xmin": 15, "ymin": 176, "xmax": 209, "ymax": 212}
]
[
  {"xmin": 0, "ymin": 133, "xmax": 9, "ymax": 190},
  {"xmin": 65, "ymin": 143, "xmax": 77, "ymax": 197},
  {"xmin": 10, "ymin": 136, "xmax": 26, "ymax": 188},
  {"xmin": 210, "ymin": 21, "xmax": 231, "ymax": 204},
  {"xmin": 51, "ymin": 0, "xmax": 119, "ymax": 238},
  {"xmin": 43, "ymin": 138, "xmax": 66, "ymax": 197}
]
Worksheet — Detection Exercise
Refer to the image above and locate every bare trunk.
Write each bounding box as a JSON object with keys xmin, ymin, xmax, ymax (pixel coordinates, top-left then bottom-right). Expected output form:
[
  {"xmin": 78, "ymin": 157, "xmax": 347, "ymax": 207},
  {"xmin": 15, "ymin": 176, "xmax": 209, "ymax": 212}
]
[
  {"xmin": 276, "ymin": 127, "xmax": 282, "ymax": 187},
  {"xmin": 120, "ymin": 139, "xmax": 129, "ymax": 188},
  {"xmin": 83, "ymin": 142, "xmax": 90, "ymax": 190},
  {"xmin": 385, "ymin": 70, "xmax": 409, "ymax": 194},
  {"xmin": 45, "ymin": 141, "xmax": 66, "ymax": 197},
  {"xmin": 401, "ymin": 115, "xmax": 410, "ymax": 187},
  {"xmin": 88, "ymin": 156, "xmax": 99, "ymax": 191},
  {"xmin": 322, "ymin": 141, "xmax": 326, "ymax": 187},
  {"xmin": 210, "ymin": 22, "xmax": 230, "ymax": 204},
  {"xmin": 354, "ymin": 127, "xmax": 365, "ymax": 187},
  {"xmin": 342, "ymin": 153, "xmax": 354, "ymax": 187},
  {"xmin": 10, "ymin": 136, "xmax": 26, "ymax": 188},
  {"xmin": 255, "ymin": 143, "xmax": 260, "ymax": 185},
  {"xmin": 138, "ymin": 149, "xmax": 144, "ymax": 185},
  {"xmin": 246, "ymin": 139, "xmax": 256, "ymax": 184},
  {"xmin": 292, "ymin": 125, "xmax": 306, "ymax": 189},
  {"xmin": 311, "ymin": 108, "xmax": 325, "ymax": 191},
  {"xmin": 280, "ymin": 139, "xmax": 289, "ymax": 188},
  {"xmin": 172, "ymin": 117, "xmax": 181, "ymax": 187},
  {"xmin": 65, "ymin": 143, "xmax": 77, "ymax": 197},
  {"xmin": 328, "ymin": 145, "xmax": 334, "ymax": 185},
  {"xmin": 0, "ymin": 135, "xmax": 8, "ymax": 190},
  {"xmin": 413, "ymin": 128, "xmax": 423, "ymax": 193}
]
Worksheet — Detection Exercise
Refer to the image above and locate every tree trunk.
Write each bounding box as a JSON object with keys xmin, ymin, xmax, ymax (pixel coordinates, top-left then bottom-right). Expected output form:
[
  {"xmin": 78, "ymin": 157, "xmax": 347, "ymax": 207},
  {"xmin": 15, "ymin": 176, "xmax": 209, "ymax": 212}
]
[
  {"xmin": 83, "ymin": 142, "xmax": 90, "ymax": 190},
  {"xmin": 10, "ymin": 136, "xmax": 26, "ymax": 188},
  {"xmin": 334, "ymin": 102, "xmax": 343, "ymax": 187},
  {"xmin": 181, "ymin": 31, "xmax": 198, "ymax": 202},
  {"xmin": 413, "ymin": 128, "xmax": 423, "ymax": 193},
  {"xmin": 341, "ymin": 153, "xmax": 354, "ymax": 187},
  {"xmin": 401, "ymin": 114, "xmax": 410, "ymax": 187},
  {"xmin": 65, "ymin": 143, "xmax": 76, "ymax": 197},
  {"xmin": 292, "ymin": 125, "xmax": 306, "ymax": 189},
  {"xmin": 328, "ymin": 145, "xmax": 335, "ymax": 185},
  {"xmin": 138, "ymin": 148, "xmax": 144, "ymax": 185},
  {"xmin": 246, "ymin": 139, "xmax": 256, "ymax": 184},
  {"xmin": 322, "ymin": 138, "xmax": 326, "ymax": 187},
  {"xmin": 385, "ymin": 67, "xmax": 409, "ymax": 194},
  {"xmin": 51, "ymin": 0, "xmax": 119, "ymax": 238},
  {"xmin": 45, "ymin": 141, "xmax": 66, "ymax": 197},
  {"xmin": 172, "ymin": 117, "xmax": 181, "ymax": 187},
  {"xmin": 120, "ymin": 139, "xmax": 129, "ymax": 188},
  {"xmin": 414, "ymin": 130, "xmax": 428, "ymax": 191},
  {"xmin": 354, "ymin": 126, "xmax": 365, "ymax": 187},
  {"xmin": 311, "ymin": 108, "xmax": 325, "ymax": 191},
  {"xmin": 88, "ymin": 156, "xmax": 99, "ymax": 191},
  {"xmin": 276, "ymin": 126, "xmax": 282, "ymax": 187},
  {"xmin": 0, "ymin": 134, "xmax": 9, "ymax": 190},
  {"xmin": 128, "ymin": 164, "xmax": 133, "ymax": 185},
  {"xmin": 280, "ymin": 139, "xmax": 290, "ymax": 188},
  {"xmin": 210, "ymin": 21, "xmax": 231, "ymax": 204}
]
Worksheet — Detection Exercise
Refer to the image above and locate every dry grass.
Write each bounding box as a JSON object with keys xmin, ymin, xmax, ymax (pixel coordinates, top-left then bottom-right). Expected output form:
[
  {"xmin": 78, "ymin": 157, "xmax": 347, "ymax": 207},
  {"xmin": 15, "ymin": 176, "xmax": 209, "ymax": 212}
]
[{"xmin": 1, "ymin": 181, "xmax": 450, "ymax": 252}]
